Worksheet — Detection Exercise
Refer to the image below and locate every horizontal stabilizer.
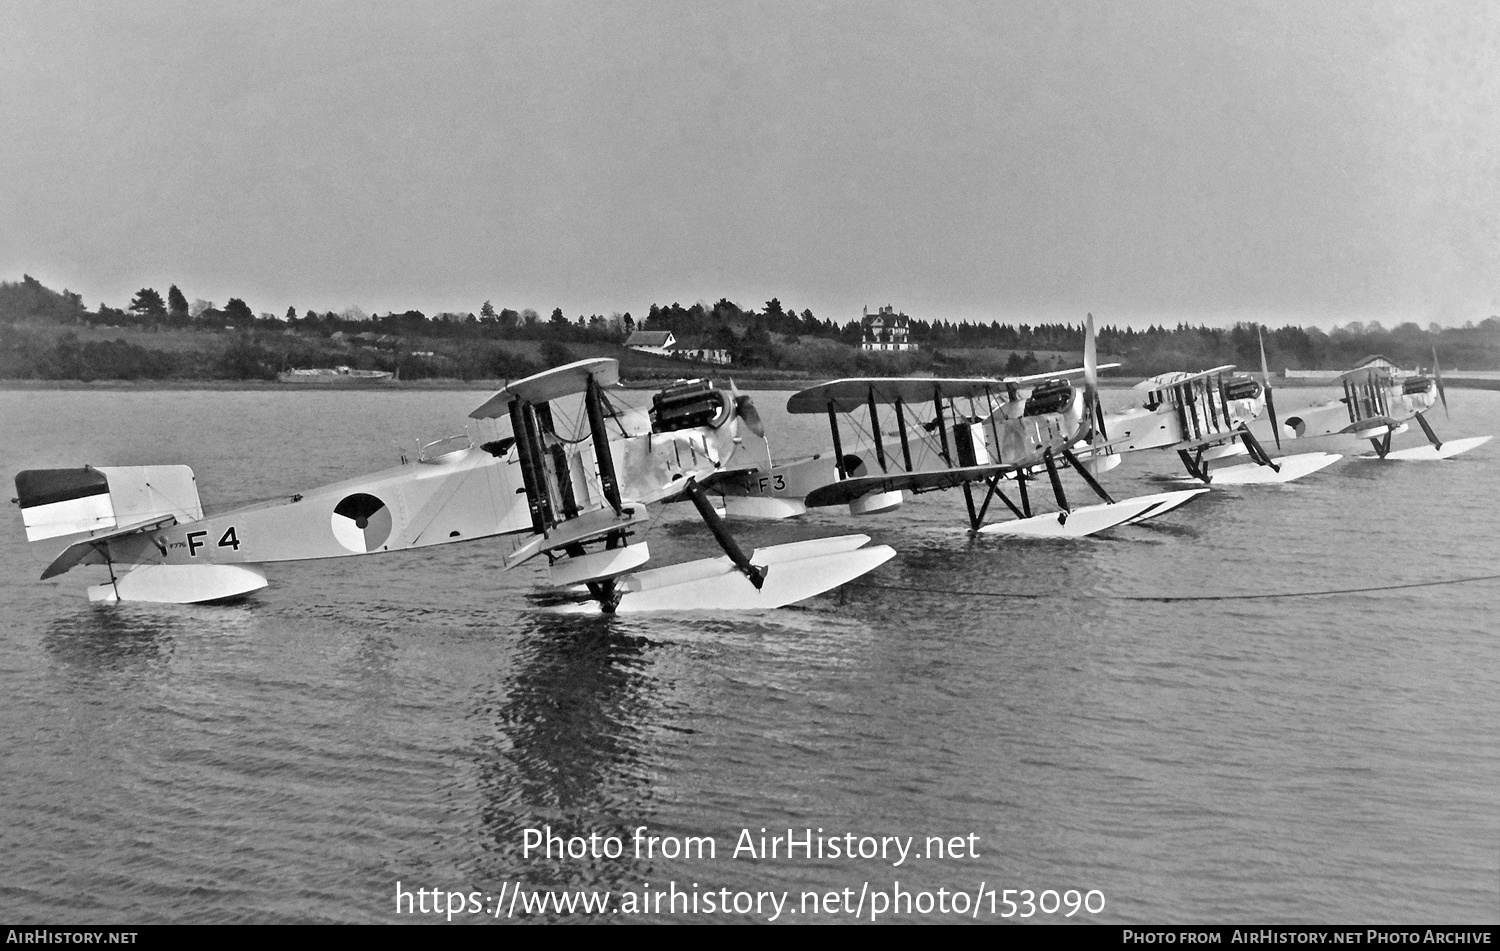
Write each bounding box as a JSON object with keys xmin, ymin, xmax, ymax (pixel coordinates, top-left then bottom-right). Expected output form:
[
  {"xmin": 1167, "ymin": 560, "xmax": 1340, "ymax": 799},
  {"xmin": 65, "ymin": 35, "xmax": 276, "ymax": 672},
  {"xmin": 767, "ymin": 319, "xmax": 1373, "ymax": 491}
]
[
  {"xmin": 40, "ymin": 515, "xmax": 178, "ymax": 579},
  {"xmin": 16, "ymin": 466, "xmax": 202, "ymax": 542}
]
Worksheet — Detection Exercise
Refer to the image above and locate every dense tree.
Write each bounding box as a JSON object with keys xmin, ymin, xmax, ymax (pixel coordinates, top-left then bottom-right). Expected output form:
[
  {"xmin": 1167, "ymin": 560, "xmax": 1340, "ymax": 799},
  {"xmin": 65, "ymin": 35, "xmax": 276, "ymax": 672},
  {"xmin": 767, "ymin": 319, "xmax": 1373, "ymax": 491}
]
[
  {"xmin": 167, "ymin": 285, "xmax": 190, "ymax": 320},
  {"xmin": 0, "ymin": 275, "xmax": 85, "ymax": 323},
  {"xmin": 223, "ymin": 298, "xmax": 254, "ymax": 322},
  {"xmin": 129, "ymin": 287, "xmax": 167, "ymax": 320}
]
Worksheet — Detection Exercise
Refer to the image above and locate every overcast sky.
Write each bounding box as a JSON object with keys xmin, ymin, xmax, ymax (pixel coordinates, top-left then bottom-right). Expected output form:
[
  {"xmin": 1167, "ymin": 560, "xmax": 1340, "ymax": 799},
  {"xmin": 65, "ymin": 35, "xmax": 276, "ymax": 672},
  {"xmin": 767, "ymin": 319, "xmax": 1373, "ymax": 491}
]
[{"xmin": 4, "ymin": 0, "xmax": 1497, "ymax": 329}]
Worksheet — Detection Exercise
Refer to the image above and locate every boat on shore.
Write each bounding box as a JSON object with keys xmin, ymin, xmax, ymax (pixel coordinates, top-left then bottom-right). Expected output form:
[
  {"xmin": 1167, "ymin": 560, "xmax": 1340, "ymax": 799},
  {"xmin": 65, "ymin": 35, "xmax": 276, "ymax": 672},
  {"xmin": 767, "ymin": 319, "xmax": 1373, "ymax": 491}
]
[{"xmin": 278, "ymin": 366, "xmax": 394, "ymax": 385}]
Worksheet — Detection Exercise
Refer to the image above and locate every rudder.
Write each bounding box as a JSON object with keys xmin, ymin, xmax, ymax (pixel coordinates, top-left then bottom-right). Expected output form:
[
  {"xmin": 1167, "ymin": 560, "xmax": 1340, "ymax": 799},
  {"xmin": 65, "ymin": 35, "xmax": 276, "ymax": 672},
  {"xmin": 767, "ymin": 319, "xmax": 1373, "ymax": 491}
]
[{"xmin": 15, "ymin": 465, "xmax": 203, "ymax": 541}]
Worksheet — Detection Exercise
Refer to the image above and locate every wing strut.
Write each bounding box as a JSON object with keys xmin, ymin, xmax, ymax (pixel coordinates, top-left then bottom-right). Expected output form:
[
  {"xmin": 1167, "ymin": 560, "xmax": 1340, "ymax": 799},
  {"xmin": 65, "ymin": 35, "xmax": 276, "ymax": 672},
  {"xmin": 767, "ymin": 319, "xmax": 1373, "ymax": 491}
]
[
  {"xmin": 984, "ymin": 385, "xmax": 1006, "ymax": 465},
  {"xmin": 827, "ymin": 401, "xmax": 847, "ymax": 479},
  {"xmin": 535, "ymin": 402, "xmax": 581, "ymax": 520},
  {"xmin": 509, "ymin": 400, "xmax": 555, "ymax": 534},
  {"xmin": 893, "ymin": 399, "xmax": 914, "ymax": 472},
  {"xmin": 931, "ymin": 385, "xmax": 952, "ymax": 466},
  {"xmin": 866, "ymin": 386, "xmax": 888, "ymax": 472},
  {"xmin": 585, "ymin": 375, "xmax": 624, "ymax": 514}
]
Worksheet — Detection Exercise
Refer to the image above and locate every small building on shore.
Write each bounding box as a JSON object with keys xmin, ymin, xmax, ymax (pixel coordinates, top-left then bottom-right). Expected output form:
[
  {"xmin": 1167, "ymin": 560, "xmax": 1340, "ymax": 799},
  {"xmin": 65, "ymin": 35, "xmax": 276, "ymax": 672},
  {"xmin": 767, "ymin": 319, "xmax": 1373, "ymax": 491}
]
[
  {"xmin": 626, "ymin": 329, "xmax": 731, "ymax": 365},
  {"xmin": 1282, "ymin": 355, "xmax": 1403, "ymax": 379}
]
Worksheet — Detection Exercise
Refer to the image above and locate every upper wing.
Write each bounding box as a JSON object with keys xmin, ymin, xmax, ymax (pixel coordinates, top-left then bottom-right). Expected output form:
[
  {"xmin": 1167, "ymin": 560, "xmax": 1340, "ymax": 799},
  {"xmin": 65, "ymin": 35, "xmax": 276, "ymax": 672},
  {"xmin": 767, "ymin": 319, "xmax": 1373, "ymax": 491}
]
[
  {"xmin": 1001, "ymin": 363, "xmax": 1122, "ymax": 387},
  {"xmin": 787, "ymin": 377, "xmax": 1005, "ymax": 414},
  {"xmin": 1134, "ymin": 366, "xmax": 1238, "ymax": 391},
  {"xmin": 470, "ymin": 357, "xmax": 620, "ymax": 419}
]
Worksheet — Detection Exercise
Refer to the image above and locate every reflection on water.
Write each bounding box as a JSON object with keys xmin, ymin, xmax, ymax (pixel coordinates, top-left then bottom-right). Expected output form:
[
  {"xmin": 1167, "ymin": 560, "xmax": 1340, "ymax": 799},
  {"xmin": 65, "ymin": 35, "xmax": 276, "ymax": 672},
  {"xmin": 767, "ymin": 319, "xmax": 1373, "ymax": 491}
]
[
  {"xmin": 42, "ymin": 607, "xmax": 180, "ymax": 674},
  {"xmin": 40, "ymin": 601, "xmax": 255, "ymax": 675},
  {"xmin": 470, "ymin": 613, "xmax": 661, "ymax": 901}
]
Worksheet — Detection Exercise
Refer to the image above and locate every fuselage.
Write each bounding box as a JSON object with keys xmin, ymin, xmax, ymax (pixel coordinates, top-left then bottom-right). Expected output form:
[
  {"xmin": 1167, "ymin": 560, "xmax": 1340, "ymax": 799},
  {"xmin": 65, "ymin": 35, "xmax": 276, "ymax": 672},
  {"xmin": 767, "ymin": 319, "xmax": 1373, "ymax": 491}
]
[
  {"xmin": 1283, "ymin": 369, "xmax": 1436, "ymax": 440},
  {"xmin": 63, "ymin": 380, "xmax": 756, "ymax": 572},
  {"xmin": 1100, "ymin": 371, "xmax": 1265, "ymax": 454}
]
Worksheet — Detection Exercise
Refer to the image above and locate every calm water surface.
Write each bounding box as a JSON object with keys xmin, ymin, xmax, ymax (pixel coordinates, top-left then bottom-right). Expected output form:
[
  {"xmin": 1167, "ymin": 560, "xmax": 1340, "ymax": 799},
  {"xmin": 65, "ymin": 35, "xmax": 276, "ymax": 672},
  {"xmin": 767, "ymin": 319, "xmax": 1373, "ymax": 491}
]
[{"xmin": 1, "ymin": 386, "xmax": 1497, "ymax": 924}]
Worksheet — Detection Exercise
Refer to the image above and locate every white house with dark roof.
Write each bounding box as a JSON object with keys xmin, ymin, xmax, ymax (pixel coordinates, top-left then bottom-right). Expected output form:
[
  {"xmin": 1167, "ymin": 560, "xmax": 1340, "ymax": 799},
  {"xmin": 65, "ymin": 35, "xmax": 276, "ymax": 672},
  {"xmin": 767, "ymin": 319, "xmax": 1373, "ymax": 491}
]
[
  {"xmin": 625, "ymin": 330, "xmax": 676, "ymax": 353},
  {"xmin": 860, "ymin": 304, "xmax": 919, "ymax": 352},
  {"xmin": 626, "ymin": 329, "xmax": 731, "ymax": 365}
]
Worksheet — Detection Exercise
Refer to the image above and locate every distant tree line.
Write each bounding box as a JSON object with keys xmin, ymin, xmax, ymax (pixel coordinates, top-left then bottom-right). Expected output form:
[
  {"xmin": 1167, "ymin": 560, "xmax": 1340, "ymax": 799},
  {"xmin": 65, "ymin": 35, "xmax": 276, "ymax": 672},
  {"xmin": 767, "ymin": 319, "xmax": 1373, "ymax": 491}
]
[{"xmin": 2, "ymin": 274, "xmax": 1497, "ymax": 381}]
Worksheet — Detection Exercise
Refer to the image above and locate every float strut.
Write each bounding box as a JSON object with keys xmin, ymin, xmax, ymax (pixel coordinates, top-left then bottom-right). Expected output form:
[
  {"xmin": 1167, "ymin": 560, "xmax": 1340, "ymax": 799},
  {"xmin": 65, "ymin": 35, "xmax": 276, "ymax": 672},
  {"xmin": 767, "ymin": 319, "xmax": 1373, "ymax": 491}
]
[
  {"xmin": 974, "ymin": 472, "xmax": 1011, "ymax": 526},
  {"xmin": 1062, "ymin": 449, "xmax": 1115, "ymax": 504},
  {"xmin": 586, "ymin": 579, "xmax": 621, "ymax": 614},
  {"xmin": 684, "ymin": 481, "xmax": 765, "ymax": 589},
  {"xmin": 1414, "ymin": 411, "xmax": 1443, "ymax": 450},
  {"xmin": 1178, "ymin": 447, "xmax": 1211, "ymax": 483},
  {"xmin": 1043, "ymin": 450, "xmax": 1070, "ymax": 512},
  {"xmin": 990, "ymin": 482, "xmax": 1026, "ymax": 521},
  {"xmin": 1237, "ymin": 427, "xmax": 1280, "ymax": 472}
]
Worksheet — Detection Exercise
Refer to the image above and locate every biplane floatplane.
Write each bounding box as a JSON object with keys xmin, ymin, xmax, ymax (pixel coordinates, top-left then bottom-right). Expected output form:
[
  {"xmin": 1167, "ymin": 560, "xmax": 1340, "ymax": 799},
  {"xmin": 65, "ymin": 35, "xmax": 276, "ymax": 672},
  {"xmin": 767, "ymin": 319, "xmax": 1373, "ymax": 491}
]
[
  {"xmin": 1275, "ymin": 350, "xmax": 1491, "ymax": 461},
  {"xmin": 716, "ymin": 317, "xmax": 1206, "ymax": 537},
  {"xmin": 1082, "ymin": 330, "xmax": 1341, "ymax": 485},
  {"xmin": 12, "ymin": 359, "xmax": 893, "ymax": 613}
]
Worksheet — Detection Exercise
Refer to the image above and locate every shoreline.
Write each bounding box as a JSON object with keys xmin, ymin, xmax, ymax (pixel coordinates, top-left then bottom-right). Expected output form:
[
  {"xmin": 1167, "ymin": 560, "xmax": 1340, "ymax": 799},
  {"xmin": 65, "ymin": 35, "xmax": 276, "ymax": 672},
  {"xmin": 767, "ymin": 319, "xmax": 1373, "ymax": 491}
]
[{"xmin": 2, "ymin": 376, "xmax": 1495, "ymax": 393}]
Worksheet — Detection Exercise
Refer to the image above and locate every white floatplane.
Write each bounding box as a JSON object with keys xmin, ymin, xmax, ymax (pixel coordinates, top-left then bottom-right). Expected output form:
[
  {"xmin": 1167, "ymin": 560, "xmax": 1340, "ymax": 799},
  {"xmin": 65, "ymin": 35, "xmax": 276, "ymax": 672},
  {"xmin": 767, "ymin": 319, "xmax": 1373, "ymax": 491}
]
[
  {"xmin": 1274, "ymin": 350, "xmax": 1492, "ymax": 461},
  {"xmin": 12, "ymin": 359, "xmax": 893, "ymax": 612},
  {"xmin": 1081, "ymin": 330, "xmax": 1341, "ymax": 485},
  {"xmin": 716, "ymin": 316, "xmax": 1206, "ymax": 537}
]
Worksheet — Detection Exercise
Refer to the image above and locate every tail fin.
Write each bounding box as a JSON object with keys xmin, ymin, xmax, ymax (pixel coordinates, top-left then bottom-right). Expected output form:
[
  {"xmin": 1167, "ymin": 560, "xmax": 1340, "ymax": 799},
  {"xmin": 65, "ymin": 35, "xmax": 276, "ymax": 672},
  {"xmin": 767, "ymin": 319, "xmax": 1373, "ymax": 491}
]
[{"xmin": 15, "ymin": 465, "xmax": 203, "ymax": 541}]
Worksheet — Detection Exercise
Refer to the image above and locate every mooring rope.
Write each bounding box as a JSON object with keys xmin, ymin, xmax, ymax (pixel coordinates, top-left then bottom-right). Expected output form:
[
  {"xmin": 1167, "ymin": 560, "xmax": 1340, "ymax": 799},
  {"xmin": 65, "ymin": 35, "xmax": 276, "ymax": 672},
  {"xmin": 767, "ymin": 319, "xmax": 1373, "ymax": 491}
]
[{"xmin": 847, "ymin": 572, "xmax": 1500, "ymax": 603}]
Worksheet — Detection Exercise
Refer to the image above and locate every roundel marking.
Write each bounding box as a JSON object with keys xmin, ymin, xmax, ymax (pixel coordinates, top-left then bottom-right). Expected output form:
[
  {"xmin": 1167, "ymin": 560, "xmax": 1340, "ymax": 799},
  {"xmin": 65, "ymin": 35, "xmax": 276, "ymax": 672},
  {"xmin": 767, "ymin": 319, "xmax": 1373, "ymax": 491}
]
[{"xmin": 331, "ymin": 493, "xmax": 392, "ymax": 553}]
